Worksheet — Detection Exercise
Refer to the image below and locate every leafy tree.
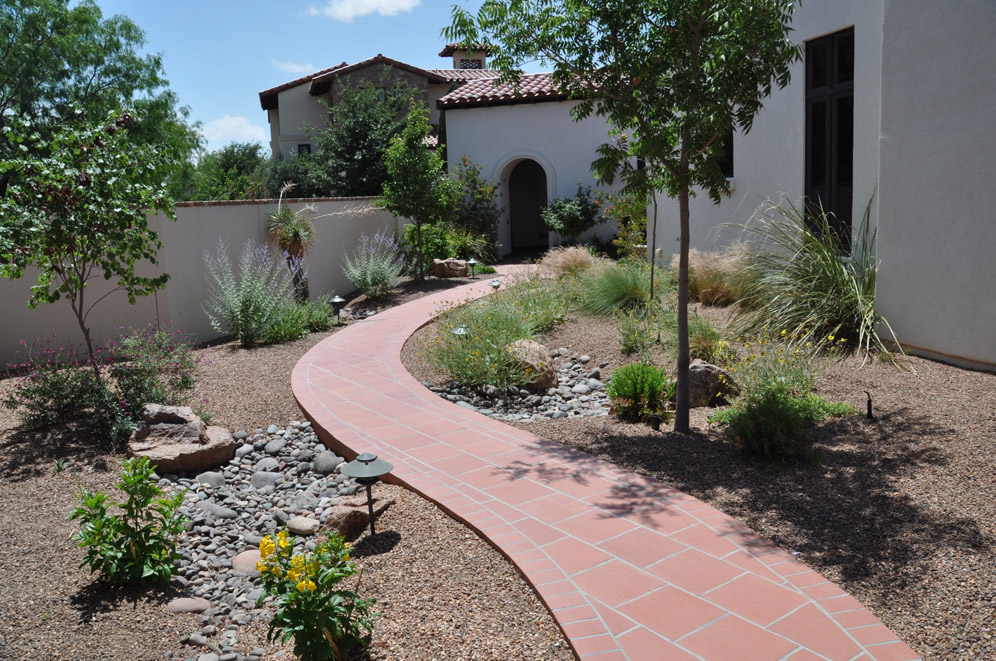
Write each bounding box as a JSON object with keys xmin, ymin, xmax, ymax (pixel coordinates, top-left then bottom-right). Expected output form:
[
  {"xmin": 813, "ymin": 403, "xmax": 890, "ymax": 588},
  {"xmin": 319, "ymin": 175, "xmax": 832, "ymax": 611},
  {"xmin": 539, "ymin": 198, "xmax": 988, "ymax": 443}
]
[
  {"xmin": 310, "ymin": 74, "xmax": 419, "ymax": 197},
  {"xmin": 0, "ymin": 0, "xmax": 201, "ymax": 194},
  {"xmin": 186, "ymin": 141, "xmax": 269, "ymax": 201},
  {"xmin": 0, "ymin": 111, "xmax": 176, "ymax": 369},
  {"xmin": 451, "ymin": 155, "xmax": 502, "ymax": 257},
  {"xmin": 265, "ymin": 152, "xmax": 326, "ymax": 199},
  {"xmin": 447, "ymin": 0, "xmax": 800, "ymax": 432},
  {"xmin": 380, "ymin": 104, "xmax": 459, "ymax": 281}
]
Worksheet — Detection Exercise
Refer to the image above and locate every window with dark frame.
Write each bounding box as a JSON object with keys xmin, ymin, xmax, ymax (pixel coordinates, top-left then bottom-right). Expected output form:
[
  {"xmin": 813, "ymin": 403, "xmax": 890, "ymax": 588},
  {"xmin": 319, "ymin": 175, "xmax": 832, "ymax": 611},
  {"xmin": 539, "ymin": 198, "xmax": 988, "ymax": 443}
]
[
  {"xmin": 805, "ymin": 28, "xmax": 854, "ymax": 252},
  {"xmin": 716, "ymin": 129, "xmax": 734, "ymax": 179},
  {"xmin": 460, "ymin": 58, "xmax": 483, "ymax": 69},
  {"xmin": 297, "ymin": 144, "xmax": 311, "ymax": 155}
]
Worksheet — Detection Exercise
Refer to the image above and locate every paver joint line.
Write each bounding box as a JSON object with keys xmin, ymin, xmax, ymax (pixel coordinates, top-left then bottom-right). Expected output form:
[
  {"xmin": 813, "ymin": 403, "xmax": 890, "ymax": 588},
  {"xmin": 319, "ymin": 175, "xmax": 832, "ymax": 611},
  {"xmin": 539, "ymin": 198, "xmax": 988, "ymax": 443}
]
[{"xmin": 291, "ymin": 266, "xmax": 919, "ymax": 661}]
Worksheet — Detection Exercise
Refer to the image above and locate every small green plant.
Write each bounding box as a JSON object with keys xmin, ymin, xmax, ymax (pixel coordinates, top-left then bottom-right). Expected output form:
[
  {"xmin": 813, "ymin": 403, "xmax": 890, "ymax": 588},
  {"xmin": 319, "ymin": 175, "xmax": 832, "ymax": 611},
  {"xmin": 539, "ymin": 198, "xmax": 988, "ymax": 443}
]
[
  {"xmin": 342, "ymin": 229, "xmax": 403, "ymax": 298},
  {"xmin": 399, "ymin": 222, "xmax": 450, "ymax": 277},
  {"xmin": 256, "ymin": 530, "xmax": 376, "ymax": 661},
  {"xmin": 709, "ymin": 332, "xmax": 854, "ymax": 462},
  {"xmin": 603, "ymin": 191, "xmax": 649, "ymax": 259},
  {"xmin": 203, "ymin": 239, "xmax": 296, "ymax": 347},
  {"xmin": 446, "ymin": 226, "xmax": 494, "ymax": 262},
  {"xmin": 606, "ymin": 362, "xmax": 675, "ymax": 421},
  {"xmin": 68, "ymin": 456, "xmax": 187, "ymax": 586},
  {"xmin": 265, "ymin": 303, "xmax": 310, "ymax": 344},
  {"xmin": 541, "ymin": 182, "xmax": 603, "ymax": 243},
  {"xmin": 111, "ymin": 323, "xmax": 200, "ymax": 420},
  {"xmin": 53, "ymin": 459, "xmax": 68, "ymax": 474},
  {"xmin": 299, "ymin": 298, "xmax": 336, "ymax": 333},
  {"xmin": 616, "ymin": 308, "xmax": 654, "ymax": 356}
]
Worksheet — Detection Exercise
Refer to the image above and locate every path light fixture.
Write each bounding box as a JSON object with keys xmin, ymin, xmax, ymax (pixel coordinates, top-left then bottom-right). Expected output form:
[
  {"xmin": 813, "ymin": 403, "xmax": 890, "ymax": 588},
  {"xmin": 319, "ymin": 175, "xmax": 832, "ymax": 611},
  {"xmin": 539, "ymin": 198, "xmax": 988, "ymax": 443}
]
[
  {"xmin": 466, "ymin": 258, "xmax": 478, "ymax": 278},
  {"xmin": 489, "ymin": 278, "xmax": 501, "ymax": 293},
  {"xmin": 330, "ymin": 295, "xmax": 347, "ymax": 325},
  {"xmin": 451, "ymin": 324, "xmax": 470, "ymax": 339},
  {"xmin": 340, "ymin": 452, "xmax": 394, "ymax": 536},
  {"xmin": 648, "ymin": 413, "xmax": 662, "ymax": 432}
]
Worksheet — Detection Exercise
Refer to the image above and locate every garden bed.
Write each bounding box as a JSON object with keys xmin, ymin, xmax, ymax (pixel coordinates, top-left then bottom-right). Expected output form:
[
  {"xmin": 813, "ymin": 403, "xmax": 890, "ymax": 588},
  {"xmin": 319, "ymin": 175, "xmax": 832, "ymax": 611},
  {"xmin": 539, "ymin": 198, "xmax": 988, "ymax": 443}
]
[
  {"xmin": 0, "ymin": 275, "xmax": 572, "ymax": 661},
  {"xmin": 404, "ymin": 307, "xmax": 996, "ymax": 660}
]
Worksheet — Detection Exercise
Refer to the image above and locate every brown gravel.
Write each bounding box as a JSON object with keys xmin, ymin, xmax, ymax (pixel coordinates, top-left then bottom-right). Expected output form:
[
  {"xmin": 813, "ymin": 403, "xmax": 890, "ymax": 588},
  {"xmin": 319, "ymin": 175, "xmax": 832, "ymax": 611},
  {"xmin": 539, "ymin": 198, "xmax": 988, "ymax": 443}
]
[
  {"xmin": 404, "ymin": 306, "xmax": 996, "ymax": 660},
  {"xmin": 0, "ymin": 275, "xmax": 573, "ymax": 661}
]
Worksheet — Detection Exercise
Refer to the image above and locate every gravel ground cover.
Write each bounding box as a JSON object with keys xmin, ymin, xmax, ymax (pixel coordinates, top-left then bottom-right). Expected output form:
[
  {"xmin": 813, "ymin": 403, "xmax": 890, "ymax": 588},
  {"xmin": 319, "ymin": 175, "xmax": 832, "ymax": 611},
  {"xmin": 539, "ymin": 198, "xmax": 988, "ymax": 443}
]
[
  {"xmin": 404, "ymin": 308, "xmax": 996, "ymax": 660},
  {"xmin": 0, "ymin": 276, "xmax": 573, "ymax": 661}
]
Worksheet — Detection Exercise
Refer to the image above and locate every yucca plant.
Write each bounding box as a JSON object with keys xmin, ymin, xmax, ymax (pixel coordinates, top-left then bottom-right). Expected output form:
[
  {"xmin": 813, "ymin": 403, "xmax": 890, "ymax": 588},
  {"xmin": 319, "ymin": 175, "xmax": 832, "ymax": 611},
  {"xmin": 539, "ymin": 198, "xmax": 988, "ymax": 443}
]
[
  {"xmin": 733, "ymin": 197, "xmax": 900, "ymax": 362},
  {"xmin": 267, "ymin": 183, "xmax": 315, "ymax": 301}
]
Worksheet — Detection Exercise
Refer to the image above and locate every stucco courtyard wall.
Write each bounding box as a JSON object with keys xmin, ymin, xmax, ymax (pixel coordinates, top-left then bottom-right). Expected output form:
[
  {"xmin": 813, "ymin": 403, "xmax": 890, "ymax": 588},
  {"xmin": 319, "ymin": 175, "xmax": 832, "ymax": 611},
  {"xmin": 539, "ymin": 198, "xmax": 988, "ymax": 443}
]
[
  {"xmin": 0, "ymin": 198, "xmax": 403, "ymax": 366},
  {"xmin": 444, "ymin": 100, "xmax": 618, "ymax": 256}
]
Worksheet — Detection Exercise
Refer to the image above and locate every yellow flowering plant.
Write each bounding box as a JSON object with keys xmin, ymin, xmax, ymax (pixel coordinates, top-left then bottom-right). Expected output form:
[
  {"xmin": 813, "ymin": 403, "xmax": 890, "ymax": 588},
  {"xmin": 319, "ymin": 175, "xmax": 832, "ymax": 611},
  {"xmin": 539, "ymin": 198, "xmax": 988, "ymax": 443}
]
[{"xmin": 256, "ymin": 529, "xmax": 376, "ymax": 661}]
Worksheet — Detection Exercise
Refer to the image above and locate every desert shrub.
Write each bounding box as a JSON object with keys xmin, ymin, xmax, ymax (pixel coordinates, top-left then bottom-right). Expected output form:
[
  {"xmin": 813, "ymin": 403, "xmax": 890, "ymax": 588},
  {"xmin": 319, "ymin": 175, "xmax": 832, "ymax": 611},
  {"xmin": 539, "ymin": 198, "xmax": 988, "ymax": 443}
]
[
  {"xmin": 399, "ymin": 222, "xmax": 450, "ymax": 276},
  {"xmin": 606, "ymin": 362, "xmax": 675, "ymax": 421},
  {"xmin": 451, "ymin": 156, "xmax": 501, "ymax": 255},
  {"xmin": 3, "ymin": 339, "xmax": 101, "ymax": 429},
  {"xmin": 256, "ymin": 530, "xmax": 376, "ymax": 661},
  {"xmin": 342, "ymin": 229, "xmax": 403, "ymax": 298},
  {"xmin": 734, "ymin": 198, "xmax": 898, "ymax": 360},
  {"xmin": 709, "ymin": 332, "xmax": 854, "ymax": 462},
  {"xmin": 68, "ymin": 456, "xmax": 187, "ymax": 586},
  {"xmin": 203, "ymin": 239, "xmax": 296, "ymax": 347},
  {"xmin": 674, "ymin": 244, "xmax": 752, "ymax": 306},
  {"xmin": 446, "ymin": 226, "xmax": 494, "ymax": 262},
  {"xmin": 617, "ymin": 308, "xmax": 654, "ymax": 356},
  {"xmin": 540, "ymin": 246, "xmax": 602, "ymax": 278},
  {"xmin": 603, "ymin": 191, "xmax": 648, "ymax": 259},
  {"xmin": 577, "ymin": 258, "xmax": 665, "ymax": 316},
  {"xmin": 299, "ymin": 298, "xmax": 336, "ymax": 332},
  {"xmin": 429, "ymin": 276, "xmax": 567, "ymax": 388},
  {"xmin": 111, "ymin": 324, "xmax": 200, "ymax": 420},
  {"xmin": 265, "ymin": 304, "xmax": 310, "ymax": 344},
  {"xmin": 656, "ymin": 306, "xmax": 725, "ymax": 363},
  {"xmin": 541, "ymin": 182, "xmax": 603, "ymax": 243}
]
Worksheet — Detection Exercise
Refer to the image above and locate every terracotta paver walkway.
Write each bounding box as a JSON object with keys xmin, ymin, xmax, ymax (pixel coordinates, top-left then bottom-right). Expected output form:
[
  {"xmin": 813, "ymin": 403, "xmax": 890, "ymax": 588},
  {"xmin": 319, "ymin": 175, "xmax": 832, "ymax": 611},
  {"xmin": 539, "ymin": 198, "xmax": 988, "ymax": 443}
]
[{"xmin": 292, "ymin": 268, "xmax": 919, "ymax": 661}]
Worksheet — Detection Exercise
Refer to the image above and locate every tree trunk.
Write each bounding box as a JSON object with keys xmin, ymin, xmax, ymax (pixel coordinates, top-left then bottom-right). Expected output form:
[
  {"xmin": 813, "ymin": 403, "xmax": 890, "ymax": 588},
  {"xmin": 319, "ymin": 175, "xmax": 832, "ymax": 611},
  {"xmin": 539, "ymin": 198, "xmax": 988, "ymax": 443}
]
[
  {"xmin": 415, "ymin": 222, "xmax": 425, "ymax": 282},
  {"xmin": 674, "ymin": 136, "xmax": 692, "ymax": 434}
]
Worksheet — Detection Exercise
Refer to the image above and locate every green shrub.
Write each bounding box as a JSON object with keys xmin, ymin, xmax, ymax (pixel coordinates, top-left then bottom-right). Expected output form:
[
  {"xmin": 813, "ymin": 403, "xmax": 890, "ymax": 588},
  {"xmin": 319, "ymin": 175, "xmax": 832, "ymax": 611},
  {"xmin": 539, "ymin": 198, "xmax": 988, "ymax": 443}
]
[
  {"xmin": 428, "ymin": 276, "xmax": 567, "ymax": 388},
  {"xmin": 203, "ymin": 239, "xmax": 296, "ymax": 347},
  {"xmin": 604, "ymin": 191, "xmax": 648, "ymax": 259},
  {"xmin": 657, "ymin": 306, "xmax": 724, "ymax": 363},
  {"xmin": 734, "ymin": 197, "xmax": 899, "ymax": 360},
  {"xmin": 111, "ymin": 324, "xmax": 200, "ymax": 420},
  {"xmin": 577, "ymin": 258, "xmax": 664, "ymax": 316},
  {"xmin": 2, "ymin": 339, "xmax": 99, "ymax": 429},
  {"xmin": 400, "ymin": 222, "xmax": 450, "ymax": 277},
  {"xmin": 542, "ymin": 182, "xmax": 603, "ymax": 243},
  {"xmin": 616, "ymin": 308, "xmax": 654, "ymax": 356},
  {"xmin": 257, "ymin": 530, "xmax": 376, "ymax": 661},
  {"xmin": 606, "ymin": 362, "xmax": 675, "ymax": 421},
  {"xmin": 342, "ymin": 229, "xmax": 402, "ymax": 298},
  {"xmin": 446, "ymin": 226, "xmax": 494, "ymax": 262},
  {"xmin": 266, "ymin": 304, "xmax": 310, "ymax": 344},
  {"xmin": 709, "ymin": 332, "xmax": 853, "ymax": 462},
  {"xmin": 710, "ymin": 388, "xmax": 853, "ymax": 463},
  {"xmin": 299, "ymin": 298, "xmax": 335, "ymax": 333},
  {"xmin": 68, "ymin": 456, "xmax": 187, "ymax": 586},
  {"xmin": 451, "ymin": 156, "xmax": 501, "ymax": 256}
]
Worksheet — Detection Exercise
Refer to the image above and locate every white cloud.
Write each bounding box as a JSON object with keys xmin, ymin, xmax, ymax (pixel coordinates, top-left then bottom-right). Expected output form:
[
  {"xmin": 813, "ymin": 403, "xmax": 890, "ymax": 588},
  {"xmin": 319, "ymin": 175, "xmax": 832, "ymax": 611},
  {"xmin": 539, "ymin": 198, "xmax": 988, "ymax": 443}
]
[
  {"xmin": 272, "ymin": 60, "xmax": 316, "ymax": 74},
  {"xmin": 201, "ymin": 115, "xmax": 267, "ymax": 145},
  {"xmin": 307, "ymin": 0, "xmax": 420, "ymax": 22}
]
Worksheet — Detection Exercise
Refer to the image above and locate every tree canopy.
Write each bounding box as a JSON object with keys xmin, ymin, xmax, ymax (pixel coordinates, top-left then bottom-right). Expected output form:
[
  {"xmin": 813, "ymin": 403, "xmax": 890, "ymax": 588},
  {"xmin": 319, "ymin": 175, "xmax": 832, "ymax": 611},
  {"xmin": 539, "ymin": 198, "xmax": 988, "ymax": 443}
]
[{"xmin": 446, "ymin": 0, "xmax": 801, "ymax": 431}]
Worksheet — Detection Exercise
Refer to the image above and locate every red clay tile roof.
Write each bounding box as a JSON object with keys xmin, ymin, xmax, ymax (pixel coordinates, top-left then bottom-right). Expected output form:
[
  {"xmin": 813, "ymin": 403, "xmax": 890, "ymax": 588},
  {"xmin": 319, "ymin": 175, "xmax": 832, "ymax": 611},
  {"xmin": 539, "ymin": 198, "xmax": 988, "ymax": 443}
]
[
  {"xmin": 436, "ymin": 72, "xmax": 570, "ymax": 110},
  {"xmin": 259, "ymin": 63, "xmax": 348, "ymax": 110},
  {"xmin": 309, "ymin": 54, "xmax": 450, "ymax": 96},
  {"xmin": 429, "ymin": 69, "xmax": 501, "ymax": 82},
  {"xmin": 439, "ymin": 43, "xmax": 492, "ymax": 57}
]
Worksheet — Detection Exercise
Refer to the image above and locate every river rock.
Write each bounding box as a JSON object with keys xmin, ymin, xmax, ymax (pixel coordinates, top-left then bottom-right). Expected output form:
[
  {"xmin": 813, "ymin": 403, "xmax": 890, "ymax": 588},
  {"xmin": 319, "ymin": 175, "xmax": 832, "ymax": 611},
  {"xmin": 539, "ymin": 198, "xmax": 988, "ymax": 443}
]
[
  {"xmin": 127, "ymin": 405, "xmax": 235, "ymax": 474},
  {"xmin": 507, "ymin": 339, "xmax": 558, "ymax": 390},
  {"xmin": 432, "ymin": 258, "xmax": 469, "ymax": 278},
  {"xmin": 687, "ymin": 358, "xmax": 739, "ymax": 407}
]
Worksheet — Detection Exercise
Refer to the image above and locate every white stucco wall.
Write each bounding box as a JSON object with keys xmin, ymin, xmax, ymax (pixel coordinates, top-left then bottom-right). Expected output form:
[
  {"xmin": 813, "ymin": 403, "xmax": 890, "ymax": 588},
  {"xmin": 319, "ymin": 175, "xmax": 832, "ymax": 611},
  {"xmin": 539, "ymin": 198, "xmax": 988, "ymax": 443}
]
[
  {"xmin": 650, "ymin": 0, "xmax": 884, "ymax": 254},
  {"xmin": 444, "ymin": 100, "xmax": 617, "ymax": 255},
  {"xmin": 0, "ymin": 200, "xmax": 404, "ymax": 365},
  {"xmin": 875, "ymin": 0, "xmax": 996, "ymax": 368},
  {"xmin": 276, "ymin": 84, "xmax": 326, "ymax": 159}
]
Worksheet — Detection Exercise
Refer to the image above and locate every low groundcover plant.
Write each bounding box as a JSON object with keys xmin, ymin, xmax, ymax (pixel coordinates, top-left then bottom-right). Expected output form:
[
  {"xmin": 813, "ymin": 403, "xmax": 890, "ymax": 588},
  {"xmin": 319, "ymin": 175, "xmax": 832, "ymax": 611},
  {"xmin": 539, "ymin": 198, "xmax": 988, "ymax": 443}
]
[{"xmin": 256, "ymin": 529, "xmax": 376, "ymax": 661}]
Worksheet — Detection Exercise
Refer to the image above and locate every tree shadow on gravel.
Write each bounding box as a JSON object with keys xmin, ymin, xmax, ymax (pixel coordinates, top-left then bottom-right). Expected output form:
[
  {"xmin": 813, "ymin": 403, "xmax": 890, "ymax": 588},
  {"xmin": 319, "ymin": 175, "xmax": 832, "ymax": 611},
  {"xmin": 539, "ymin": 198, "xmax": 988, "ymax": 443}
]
[
  {"xmin": 505, "ymin": 408, "xmax": 992, "ymax": 605},
  {"xmin": 70, "ymin": 579, "xmax": 183, "ymax": 625},
  {"xmin": 0, "ymin": 423, "xmax": 113, "ymax": 482}
]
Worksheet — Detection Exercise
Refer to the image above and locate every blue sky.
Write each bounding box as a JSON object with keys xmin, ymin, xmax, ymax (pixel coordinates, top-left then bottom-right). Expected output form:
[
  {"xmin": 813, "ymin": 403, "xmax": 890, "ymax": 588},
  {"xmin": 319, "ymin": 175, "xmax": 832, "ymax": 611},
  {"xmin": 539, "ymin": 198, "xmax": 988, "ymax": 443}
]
[{"xmin": 92, "ymin": 0, "xmax": 493, "ymax": 152}]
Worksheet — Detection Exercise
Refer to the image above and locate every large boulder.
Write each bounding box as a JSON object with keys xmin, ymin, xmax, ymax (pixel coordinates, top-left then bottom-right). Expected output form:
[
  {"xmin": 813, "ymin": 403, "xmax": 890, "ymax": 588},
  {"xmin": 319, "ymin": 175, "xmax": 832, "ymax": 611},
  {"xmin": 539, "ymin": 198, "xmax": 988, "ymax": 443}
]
[
  {"xmin": 507, "ymin": 339, "xmax": 558, "ymax": 391},
  {"xmin": 127, "ymin": 404, "xmax": 235, "ymax": 474},
  {"xmin": 687, "ymin": 359, "xmax": 739, "ymax": 408},
  {"xmin": 321, "ymin": 494, "xmax": 395, "ymax": 542},
  {"xmin": 433, "ymin": 258, "xmax": 469, "ymax": 278}
]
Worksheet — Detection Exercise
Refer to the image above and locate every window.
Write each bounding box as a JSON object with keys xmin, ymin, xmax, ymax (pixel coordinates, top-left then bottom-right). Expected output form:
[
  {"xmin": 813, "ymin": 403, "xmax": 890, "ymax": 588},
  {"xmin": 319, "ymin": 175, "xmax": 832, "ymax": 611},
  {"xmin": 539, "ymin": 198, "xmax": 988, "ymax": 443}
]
[
  {"xmin": 716, "ymin": 130, "xmax": 734, "ymax": 178},
  {"xmin": 297, "ymin": 144, "xmax": 311, "ymax": 155},
  {"xmin": 460, "ymin": 58, "xmax": 483, "ymax": 69}
]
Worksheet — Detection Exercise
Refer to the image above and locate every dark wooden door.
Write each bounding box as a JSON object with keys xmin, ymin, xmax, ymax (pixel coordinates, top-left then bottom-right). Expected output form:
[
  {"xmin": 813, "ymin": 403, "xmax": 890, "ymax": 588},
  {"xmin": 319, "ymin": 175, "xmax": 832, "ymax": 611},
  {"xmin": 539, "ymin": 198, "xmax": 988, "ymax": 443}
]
[
  {"xmin": 508, "ymin": 160, "xmax": 548, "ymax": 249},
  {"xmin": 806, "ymin": 28, "xmax": 854, "ymax": 251}
]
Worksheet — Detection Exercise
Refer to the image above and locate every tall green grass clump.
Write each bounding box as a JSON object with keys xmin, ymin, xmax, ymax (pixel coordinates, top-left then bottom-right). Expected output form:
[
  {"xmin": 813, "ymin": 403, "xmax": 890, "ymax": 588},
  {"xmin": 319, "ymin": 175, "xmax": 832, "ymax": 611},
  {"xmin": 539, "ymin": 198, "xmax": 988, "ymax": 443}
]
[
  {"xmin": 577, "ymin": 258, "xmax": 668, "ymax": 316},
  {"xmin": 734, "ymin": 198, "xmax": 898, "ymax": 360},
  {"xmin": 673, "ymin": 245, "xmax": 753, "ymax": 306},
  {"xmin": 428, "ymin": 276, "xmax": 567, "ymax": 388}
]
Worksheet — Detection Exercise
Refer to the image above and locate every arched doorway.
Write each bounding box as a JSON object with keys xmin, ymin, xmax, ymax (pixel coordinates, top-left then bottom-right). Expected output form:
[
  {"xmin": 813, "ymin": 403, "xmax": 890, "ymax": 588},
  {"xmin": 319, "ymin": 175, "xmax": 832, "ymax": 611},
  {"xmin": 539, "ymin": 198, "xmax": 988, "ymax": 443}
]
[{"xmin": 508, "ymin": 159, "xmax": 548, "ymax": 250}]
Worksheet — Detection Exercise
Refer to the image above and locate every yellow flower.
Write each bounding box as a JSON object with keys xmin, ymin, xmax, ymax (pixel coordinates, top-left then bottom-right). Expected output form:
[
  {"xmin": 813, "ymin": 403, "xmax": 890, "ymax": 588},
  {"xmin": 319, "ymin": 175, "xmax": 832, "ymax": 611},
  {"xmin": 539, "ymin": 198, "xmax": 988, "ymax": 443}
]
[
  {"xmin": 256, "ymin": 560, "xmax": 268, "ymax": 574},
  {"xmin": 287, "ymin": 569, "xmax": 301, "ymax": 582},
  {"xmin": 259, "ymin": 536, "xmax": 275, "ymax": 559},
  {"xmin": 828, "ymin": 335, "xmax": 835, "ymax": 341},
  {"xmin": 276, "ymin": 530, "xmax": 291, "ymax": 549},
  {"xmin": 342, "ymin": 553, "xmax": 350, "ymax": 562},
  {"xmin": 297, "ymin": 579, "xmax": 317, "ymax": 592}
]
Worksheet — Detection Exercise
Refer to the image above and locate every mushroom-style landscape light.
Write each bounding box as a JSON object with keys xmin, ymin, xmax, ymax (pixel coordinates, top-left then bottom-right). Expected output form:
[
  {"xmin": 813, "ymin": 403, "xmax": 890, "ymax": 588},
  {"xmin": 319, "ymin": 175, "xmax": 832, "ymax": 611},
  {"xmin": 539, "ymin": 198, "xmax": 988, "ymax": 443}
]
[
  {"xmin": 466, "ymin": 258, "xmax": 478, "ymax": 278},
  {"xmin": 340, "ymin": 452, "xmax": 394, "ymax": 536},
  {"xmin": 330, "ymin": 295, "xmax": 347, "ymax": 325},
  {"xmin": 489, "ymin": 278, "xmax": 501, "ymax": 293},
  {"xmin": 451, "ymin": 324, "xmax": 470, "ymax": 339}
]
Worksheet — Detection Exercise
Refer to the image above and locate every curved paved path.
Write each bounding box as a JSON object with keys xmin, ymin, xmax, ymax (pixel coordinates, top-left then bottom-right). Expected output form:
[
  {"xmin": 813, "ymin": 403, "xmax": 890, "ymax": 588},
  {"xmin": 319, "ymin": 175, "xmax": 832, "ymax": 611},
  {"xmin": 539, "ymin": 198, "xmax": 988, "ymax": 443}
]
[{"xmin": 292, "ymin": 268, "xmax": 918, "ymax": 661}]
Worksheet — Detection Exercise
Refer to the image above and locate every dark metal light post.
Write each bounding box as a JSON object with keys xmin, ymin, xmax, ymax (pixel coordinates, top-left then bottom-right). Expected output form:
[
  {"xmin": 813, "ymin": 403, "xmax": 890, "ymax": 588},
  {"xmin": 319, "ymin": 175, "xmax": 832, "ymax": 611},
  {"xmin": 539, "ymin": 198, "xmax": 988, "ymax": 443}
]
[
  {"xmin": 340, "ymin": 452, "xmax": 394, "ymax": 536},
  {"xmin": 330, "ymin": 295, "xmax": 347, "ymax": 326}
]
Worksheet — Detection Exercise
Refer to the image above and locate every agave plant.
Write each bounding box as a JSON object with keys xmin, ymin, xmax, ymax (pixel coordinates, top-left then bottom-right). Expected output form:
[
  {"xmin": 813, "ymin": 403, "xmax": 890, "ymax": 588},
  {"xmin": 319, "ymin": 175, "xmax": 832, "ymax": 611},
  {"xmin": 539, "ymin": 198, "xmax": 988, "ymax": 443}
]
[{"xmin": 267, "ymin": 182, "xmax": 315, "ymax": 301}]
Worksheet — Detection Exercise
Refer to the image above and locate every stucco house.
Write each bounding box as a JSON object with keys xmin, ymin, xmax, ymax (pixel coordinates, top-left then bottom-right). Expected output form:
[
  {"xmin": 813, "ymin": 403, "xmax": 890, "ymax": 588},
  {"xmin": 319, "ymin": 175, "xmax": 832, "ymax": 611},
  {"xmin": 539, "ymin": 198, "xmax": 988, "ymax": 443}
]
[{"xmin": 260, "ymin": 0, "xmax": 996, "ymax": 369}]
